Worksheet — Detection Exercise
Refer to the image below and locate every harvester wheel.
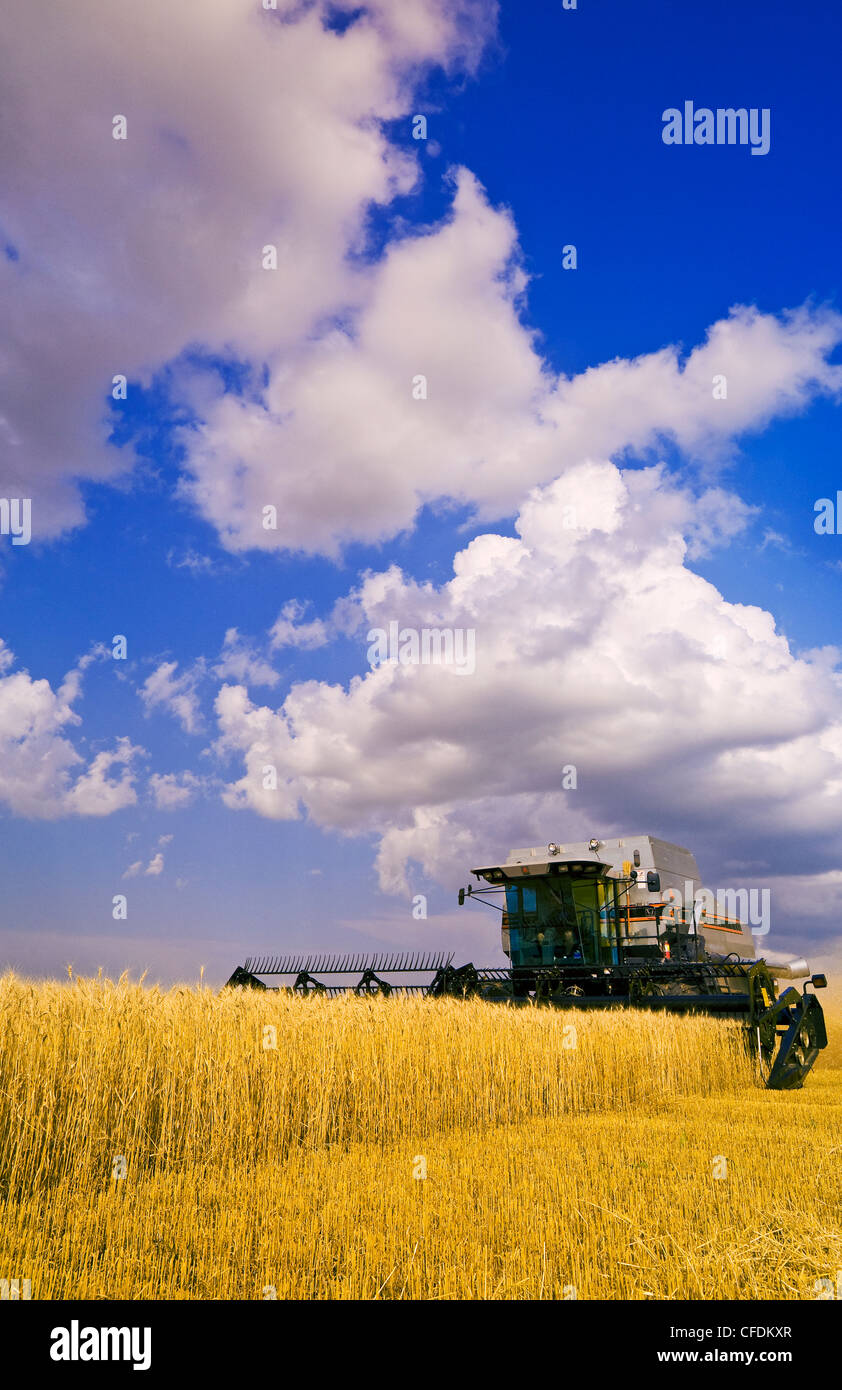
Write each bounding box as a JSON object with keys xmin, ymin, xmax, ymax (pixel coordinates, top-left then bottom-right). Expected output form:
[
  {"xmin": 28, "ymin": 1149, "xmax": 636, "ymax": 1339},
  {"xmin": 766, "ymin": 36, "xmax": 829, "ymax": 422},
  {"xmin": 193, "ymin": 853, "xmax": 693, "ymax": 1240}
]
[{"xmin": 790, "ymin": 1017, "xmax": 820, "ymax": 1071}]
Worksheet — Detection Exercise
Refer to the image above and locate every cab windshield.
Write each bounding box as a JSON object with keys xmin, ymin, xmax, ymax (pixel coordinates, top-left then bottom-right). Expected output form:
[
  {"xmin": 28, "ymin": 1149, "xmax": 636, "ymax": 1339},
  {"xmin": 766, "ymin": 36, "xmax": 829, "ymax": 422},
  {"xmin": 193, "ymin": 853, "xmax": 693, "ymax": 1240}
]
[{"xmin": 504, "ymin": 875, "xmax": 618, "ymax": 967}]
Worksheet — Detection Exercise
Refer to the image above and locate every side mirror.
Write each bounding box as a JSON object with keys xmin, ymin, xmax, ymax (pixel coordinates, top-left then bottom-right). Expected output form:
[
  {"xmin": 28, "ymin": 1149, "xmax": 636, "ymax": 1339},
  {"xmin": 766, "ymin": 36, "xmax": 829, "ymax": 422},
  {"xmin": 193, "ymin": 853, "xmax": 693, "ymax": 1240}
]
[
  {"xmin": 646, "ymin": 871, "xmax": 661, "ymax": 893},
  {"xmin": 458, "ymin": 888, "xmax": 465, "ymax": 906},
  {"xmin": 811, "ymin": 973, "xmax": 828, "ymax": 989}
]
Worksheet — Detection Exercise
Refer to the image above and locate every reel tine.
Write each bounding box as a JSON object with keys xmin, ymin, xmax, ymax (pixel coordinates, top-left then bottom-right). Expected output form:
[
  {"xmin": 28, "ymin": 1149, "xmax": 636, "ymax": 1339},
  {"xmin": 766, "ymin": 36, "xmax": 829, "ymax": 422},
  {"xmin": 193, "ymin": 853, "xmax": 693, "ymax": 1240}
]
[{"xmin": 240, "ymin": 947, "xmax": 458, "ymax": 976}]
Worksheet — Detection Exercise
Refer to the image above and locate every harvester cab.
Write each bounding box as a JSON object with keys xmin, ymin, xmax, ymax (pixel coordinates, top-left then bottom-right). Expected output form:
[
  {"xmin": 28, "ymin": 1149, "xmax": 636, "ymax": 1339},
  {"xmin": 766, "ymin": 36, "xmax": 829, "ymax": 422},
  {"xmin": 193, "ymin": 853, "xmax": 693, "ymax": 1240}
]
[
  {"xmin": 467, "ymin": 835, "xmax": 754, "ymax": 973},
  {"xmin": 225, "ymin": 833, "xmax": 829, "ymax": 1091}
]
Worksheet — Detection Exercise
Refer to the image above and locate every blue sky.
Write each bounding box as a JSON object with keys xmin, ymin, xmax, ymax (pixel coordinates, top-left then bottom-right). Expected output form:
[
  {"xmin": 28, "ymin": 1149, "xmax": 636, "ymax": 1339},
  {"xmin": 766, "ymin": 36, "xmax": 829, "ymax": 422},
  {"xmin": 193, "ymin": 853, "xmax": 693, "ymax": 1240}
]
[{"xmin": 1, "ymin": 0, "xmax": 841, "ymax": 982}]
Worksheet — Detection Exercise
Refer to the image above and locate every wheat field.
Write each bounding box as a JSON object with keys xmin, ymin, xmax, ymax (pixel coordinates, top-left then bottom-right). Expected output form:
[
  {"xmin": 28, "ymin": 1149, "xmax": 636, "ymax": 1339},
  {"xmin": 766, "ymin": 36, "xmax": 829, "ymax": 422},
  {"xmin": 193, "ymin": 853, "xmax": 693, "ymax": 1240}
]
[{"xmin": 0, "ymin": 971, "xmax": 839, "ymax": 1300}]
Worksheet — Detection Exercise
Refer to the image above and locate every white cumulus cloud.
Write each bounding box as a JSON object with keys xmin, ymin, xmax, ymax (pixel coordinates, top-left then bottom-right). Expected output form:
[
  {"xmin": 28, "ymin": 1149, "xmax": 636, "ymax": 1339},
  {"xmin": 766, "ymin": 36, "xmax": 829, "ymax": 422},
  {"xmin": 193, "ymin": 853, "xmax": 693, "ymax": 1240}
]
[
  {"xmin": 213, "ymin": 628, "xmax": 280, "ymax": 687},
  {"xmin": 269, "ymin": 602, "xmax": 330, "ymax": 652},
  {"xmin": 0, "ymin": 0, "xmax": 497, "ymax": 538},
  {"xmin": 211, "ymin": 461, "xmax": 842, "ymax": 896},
  {"xmin": 145, "ymin": 852, "xmax": 165, "ymax": 877},
  {"xmin": 140, "ymin": 661, "xmax": 204, "ymax": 734},
  {"xmin": 0, "ymin": 647, "xmax": 141, "ymax": 818},
  {"xmin": 148, "ymin": 771, "xmax": 203, "ymax": 809}
]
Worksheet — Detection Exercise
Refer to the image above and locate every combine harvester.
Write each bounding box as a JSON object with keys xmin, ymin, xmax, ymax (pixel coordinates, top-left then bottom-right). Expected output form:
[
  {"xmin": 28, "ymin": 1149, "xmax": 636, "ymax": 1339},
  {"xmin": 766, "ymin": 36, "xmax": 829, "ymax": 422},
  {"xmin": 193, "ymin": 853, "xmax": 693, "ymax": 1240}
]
[{"xmin": 227, "ymin": 835, "xmax": 828, "ymax": 1090}]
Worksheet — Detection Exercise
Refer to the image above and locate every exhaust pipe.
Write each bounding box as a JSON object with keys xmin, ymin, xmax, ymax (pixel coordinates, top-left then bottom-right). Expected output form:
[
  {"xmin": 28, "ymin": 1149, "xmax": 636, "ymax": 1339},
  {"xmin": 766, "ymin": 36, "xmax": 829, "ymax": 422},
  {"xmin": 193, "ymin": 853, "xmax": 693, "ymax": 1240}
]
[
  {"xmin": 758, "ymin": 951, "xmax": 810, "ymax": 980},
  {"xmin": 708, "ymin": 951, "xmax": 810, "ymax": 980}
]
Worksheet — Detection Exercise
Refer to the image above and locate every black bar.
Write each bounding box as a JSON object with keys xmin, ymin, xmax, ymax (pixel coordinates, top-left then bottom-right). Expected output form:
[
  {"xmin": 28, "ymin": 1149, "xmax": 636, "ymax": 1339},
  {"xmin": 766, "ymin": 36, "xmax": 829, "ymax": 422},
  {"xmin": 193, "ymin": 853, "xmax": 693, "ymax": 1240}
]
[{"xmin": 7, "ymin": 1298, "xmax": 835, "ymax": 1378}]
